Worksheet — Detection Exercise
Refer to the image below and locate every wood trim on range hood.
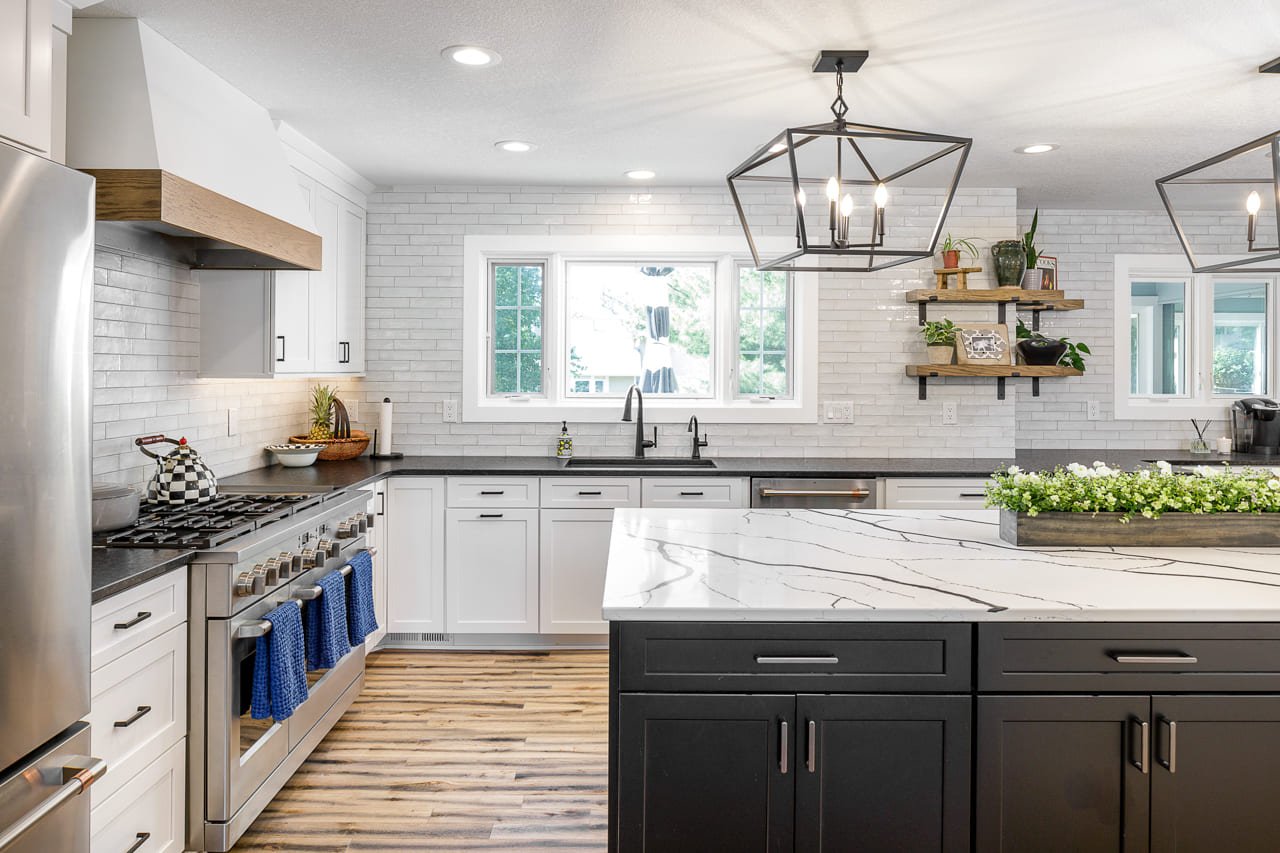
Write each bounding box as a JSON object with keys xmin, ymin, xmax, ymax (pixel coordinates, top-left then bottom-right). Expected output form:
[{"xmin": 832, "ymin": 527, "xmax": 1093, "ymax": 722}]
[{"xmin": 83, "ymin": 169, "xmax": 322, "ymax": 271}]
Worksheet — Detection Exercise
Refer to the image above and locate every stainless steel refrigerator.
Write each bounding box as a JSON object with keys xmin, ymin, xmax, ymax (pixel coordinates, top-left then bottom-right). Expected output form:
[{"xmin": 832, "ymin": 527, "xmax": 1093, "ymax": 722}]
[{"xmin": 0, "ymin": 141, "xmax": 104, "ymax": 852}]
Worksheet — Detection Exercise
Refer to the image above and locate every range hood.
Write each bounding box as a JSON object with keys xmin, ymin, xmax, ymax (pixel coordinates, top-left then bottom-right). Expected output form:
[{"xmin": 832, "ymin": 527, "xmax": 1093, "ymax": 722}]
[{"xmin": 66, "ymin": 18, "xmax": 321, "ymax": 270}]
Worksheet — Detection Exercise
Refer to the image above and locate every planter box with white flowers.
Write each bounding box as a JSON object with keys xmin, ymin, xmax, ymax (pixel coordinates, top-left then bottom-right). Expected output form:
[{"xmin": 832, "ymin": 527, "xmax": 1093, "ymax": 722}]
[{"xmin": 986, "ymin": 461, "xmax": 1280, "ymax": 546}]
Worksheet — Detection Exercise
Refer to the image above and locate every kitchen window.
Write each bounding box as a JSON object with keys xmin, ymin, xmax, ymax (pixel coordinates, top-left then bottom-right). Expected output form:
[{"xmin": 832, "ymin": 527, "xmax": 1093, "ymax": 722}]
[
  {"xmin": 463, "ymin": 235, "xmax": 817, "ymax": 422},
  {"xmin": 1115, "ymin": 255, "xmax": 1277, "ymax": 419}
]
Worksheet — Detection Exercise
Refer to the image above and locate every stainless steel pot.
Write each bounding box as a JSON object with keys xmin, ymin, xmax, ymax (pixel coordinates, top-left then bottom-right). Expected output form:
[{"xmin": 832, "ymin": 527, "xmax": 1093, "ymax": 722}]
[{"xmin": 91, "ymin": 483, "xmax": 140, "ymax": 532}]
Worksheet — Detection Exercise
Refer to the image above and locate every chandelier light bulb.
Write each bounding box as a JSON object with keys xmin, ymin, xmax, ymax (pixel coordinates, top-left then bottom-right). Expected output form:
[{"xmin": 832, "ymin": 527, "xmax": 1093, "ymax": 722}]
[
  {"xmin": 874, "ymin": 183, "xmax": 889, "ymax": 208},
  {"xmin": 840, "ymin": 194, "xmax": 854, "ymax": 217},
  {"xmin": 825, "ymin": 177, "xmax": 839, "ymax": 201},
  {"xmin": 1247, "ymin": 190, "xmax": 1262, "ymax": 215}
]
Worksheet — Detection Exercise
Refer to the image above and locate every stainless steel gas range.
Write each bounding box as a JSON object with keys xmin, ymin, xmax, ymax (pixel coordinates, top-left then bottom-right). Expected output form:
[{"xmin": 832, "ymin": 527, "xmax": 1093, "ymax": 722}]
[{"xmin": 98, "ymin": 488, "xmax": 374, "ymax": 851}]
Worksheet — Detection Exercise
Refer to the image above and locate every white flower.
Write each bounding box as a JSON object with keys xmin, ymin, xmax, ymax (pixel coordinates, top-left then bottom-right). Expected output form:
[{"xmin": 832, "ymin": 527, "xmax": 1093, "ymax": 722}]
[
  {"xmin": 1193, "ymin": 465, "xmax": 1216, "ymax": 478},
  {"xmin": 1269, "ymin": 479, "xmax": 1280, "ymax": 490},
  {"xmin": 1155, "ymin": 460, "xmax": 1173, "ymax": 474},
  {"xmin": 1007, "ymin": 465, "xmax": 1022, "ymax": 475},
  {"xmin": 1067, "ymin": 462, "xmax": 1089, "ymax": 476},
  {"xmin": 1093, "ymin": 460, "xmax": 1108, "ymax": 469},
  {"xmin": 1137, "ymin": 469, "xmax": 1151, "ymax": 479}
]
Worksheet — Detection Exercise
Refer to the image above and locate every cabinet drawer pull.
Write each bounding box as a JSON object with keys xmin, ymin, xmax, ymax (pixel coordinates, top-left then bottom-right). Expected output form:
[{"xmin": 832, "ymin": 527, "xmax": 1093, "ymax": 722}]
[
  {"xmin": 1158, "ymin": 717, "xmax": 1177, "ymax": 774},
  {"xmin": 577, "ymin": 490, "xmax": 603, "ymax": 496},
  {"xmin": 124, "ymin": 832, "xmax": 151, "ymax": 853},
  {"xmin": 276, "ymin": 335, "xmax": 286, "ymax": 363},
  {"xmin": 1129, "ymin": 717, "xmax": 1150, "ymax": 774},
  {"xmin": 113, "ymin": 706, "xmax": 152, "ymax": 728},
  {"xmin": 1110, "ymin": 653, "xmax": 1199, "ymax": 665},
  {"xmin": 779, "ymin": 720, "xmax": 788, "ymax": 774},
  {"xmin": 806, "ymin": 720, "xmax": 816, "ymax": 773},
  {"xmin": 113, "ymin": 611, "xmax": 152, "ymax": 631},
  {"xmin": 479, "ymin": 490, "xmax": 505, "ymax": 496},
  {"xmin": 959, "ymin": 492, "xmax": 986, "ymax": 498},
  {"xmin": 754, "ymin": 655, "xmax": 839, "ymax": 665},
  {"xmin": 679, "ymin": 491, "xmax": 705, "ymax": 496},
  {"xmin": 479, "ymin": 513, "xmax": 504, "ymax": 519}
]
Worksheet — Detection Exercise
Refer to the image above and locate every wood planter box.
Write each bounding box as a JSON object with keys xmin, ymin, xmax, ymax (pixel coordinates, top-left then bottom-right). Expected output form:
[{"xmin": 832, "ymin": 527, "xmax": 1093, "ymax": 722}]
[{"xmin": 999, "ymin": 508, "xmax": 1280, "ymax": 547}]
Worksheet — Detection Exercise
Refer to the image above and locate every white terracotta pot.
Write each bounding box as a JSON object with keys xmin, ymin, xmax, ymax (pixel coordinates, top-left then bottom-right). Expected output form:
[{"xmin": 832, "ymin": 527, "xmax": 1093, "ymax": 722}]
[{"xmin": 1022, "ymin": 268, "xmax": 1042, "ymax": 289}]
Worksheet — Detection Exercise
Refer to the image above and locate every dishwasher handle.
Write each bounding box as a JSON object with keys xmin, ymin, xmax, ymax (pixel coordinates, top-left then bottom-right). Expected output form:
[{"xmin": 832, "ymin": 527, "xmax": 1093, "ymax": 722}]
[{"xmin": 758, "ymin": 488, "xmax": 871, "ymax": 499}]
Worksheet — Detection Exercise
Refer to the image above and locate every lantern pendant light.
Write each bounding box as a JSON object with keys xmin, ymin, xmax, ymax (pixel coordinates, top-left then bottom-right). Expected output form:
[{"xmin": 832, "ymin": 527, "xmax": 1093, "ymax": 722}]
[{"xmin": 727, "ymin": 50, "xmax": 973, "ymax": 273}]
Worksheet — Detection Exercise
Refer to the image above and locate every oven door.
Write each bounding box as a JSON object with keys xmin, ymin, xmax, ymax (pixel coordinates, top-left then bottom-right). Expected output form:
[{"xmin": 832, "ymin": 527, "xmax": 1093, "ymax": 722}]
[{"xmin": 206, "ymin": 592, "xmax": 293, "ymax": 824}]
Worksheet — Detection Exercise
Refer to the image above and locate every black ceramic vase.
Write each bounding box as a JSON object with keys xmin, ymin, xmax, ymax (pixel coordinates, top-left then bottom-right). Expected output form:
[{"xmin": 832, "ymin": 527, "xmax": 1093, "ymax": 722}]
[{"xmin": 1016, "ymin": 338, "xmax": 1068, "ymax": 366}]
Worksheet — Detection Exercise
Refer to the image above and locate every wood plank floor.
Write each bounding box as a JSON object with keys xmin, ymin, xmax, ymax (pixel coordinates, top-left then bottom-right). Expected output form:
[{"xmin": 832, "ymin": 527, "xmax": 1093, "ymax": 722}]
[{"xmin": 234, "ymin": 650, "xmax": 609, "ymax": 852}]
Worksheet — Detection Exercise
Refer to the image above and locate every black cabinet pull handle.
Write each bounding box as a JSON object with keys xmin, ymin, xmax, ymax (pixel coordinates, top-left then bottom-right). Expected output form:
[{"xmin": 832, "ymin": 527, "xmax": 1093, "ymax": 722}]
[
  {"xmin": 479, "ymin": 490, "xmax": 505, "ymax": 495},
  {"xmin": 339, "ymin": 341, "xmax": 350, "ymax": 364},
  {"xmin": 276, "ymin": 335, "xmax": 286, "ymax": 362},
  {"xmin": 806, "ymin": 720, "xmax": 816, "ymax": 773},
  {"xmin": 578, "ymin": 490, "xmax": 602, "ymax": 496},
  {"xmin": 1158, "ymin": 717, "xmax": 1177, "ymax": 774},
  {"xmin": 480, "ymin": 513, "xmax": 504, "ymax": 519},
  {"xmin": 114, "ymin": 706, "xmax": 152, "ymax": 728},
  {"xmin": 124, "ymin": 832, "xmax": 151, "ymax": 853},
  {"xmin": 779, "ymin": 720, "xmax": 788, "ymax": 774},
  {"xmin": 679, "ymin": 491, "xmax": 704, "ymax": 496},
  {"xmin": 113, "ymin": 611, "xmax": 152, "ymax": 630},
  {"xmin": 959, "ymin": 492, "xmax": 986, "ymax": 498},
  {"xmin": 378, "ymin": 491, "xmax": 385, "ymax": 517}
]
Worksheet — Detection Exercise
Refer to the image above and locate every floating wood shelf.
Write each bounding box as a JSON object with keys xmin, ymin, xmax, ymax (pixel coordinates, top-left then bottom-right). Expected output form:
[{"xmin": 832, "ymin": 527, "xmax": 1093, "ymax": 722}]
[
  {"xmin": 907, "ymin": 288, "xmax": 1083, "ymax": 328},
  {"xmin": 905, "ymin": 364, "xmax": 1083, "ymax": 400}
]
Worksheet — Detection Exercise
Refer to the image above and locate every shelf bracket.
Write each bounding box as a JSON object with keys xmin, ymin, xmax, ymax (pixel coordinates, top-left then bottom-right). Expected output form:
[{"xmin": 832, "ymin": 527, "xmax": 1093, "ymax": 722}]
[
  {"xmin": 1031, "ymin": 310, "xmax": 1041, "ymax": 332},
  {"xmin": 997, "ymin": 377, "xmax": 1006, "ymax": 400},
  {"xmin": 1032, "ymin": 377, "xmax": 1041, "ymax": 396},
  {"xmin": 918, "ymin": 302, "xmax": 927, "ymax": 326},
  {"xmin": 998, "ymin": 302, "xmax": 1007, "ymax": 325},
  {"xmin": 918, "ymin": 376, "xmax": 928, "ymax": 400}
]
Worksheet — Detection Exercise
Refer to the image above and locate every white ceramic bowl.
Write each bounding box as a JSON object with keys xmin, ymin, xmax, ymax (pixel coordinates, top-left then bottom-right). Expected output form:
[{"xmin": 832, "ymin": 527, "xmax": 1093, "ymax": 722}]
[{"xmin": 266, "ymin": 444, "xmax": 323, "ymax": 468}]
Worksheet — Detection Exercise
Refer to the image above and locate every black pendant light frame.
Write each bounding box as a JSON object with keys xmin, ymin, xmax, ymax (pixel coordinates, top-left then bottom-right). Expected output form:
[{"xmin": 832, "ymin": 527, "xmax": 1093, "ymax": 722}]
[
  {"xmin": 1155, "ymin": 129, "xmax": 1280, "ymax": 274},
  {"xmin": 727, "ymin": 50, "xmax": 973, "ymax": 273}
]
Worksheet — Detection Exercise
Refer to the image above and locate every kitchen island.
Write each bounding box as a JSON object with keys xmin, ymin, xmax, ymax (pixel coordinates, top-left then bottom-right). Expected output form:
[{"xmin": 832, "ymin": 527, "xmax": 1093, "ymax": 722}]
[{"xmin": 604, "ymin": 508, "xmax": 1280, "ymax": 852}]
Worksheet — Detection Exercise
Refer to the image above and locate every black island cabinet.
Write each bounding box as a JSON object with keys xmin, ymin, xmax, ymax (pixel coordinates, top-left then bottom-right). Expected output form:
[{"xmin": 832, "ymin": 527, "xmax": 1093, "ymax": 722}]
[{"xmin": 609, "ymin": 620, "xmax": 1280, "ymax": 852}]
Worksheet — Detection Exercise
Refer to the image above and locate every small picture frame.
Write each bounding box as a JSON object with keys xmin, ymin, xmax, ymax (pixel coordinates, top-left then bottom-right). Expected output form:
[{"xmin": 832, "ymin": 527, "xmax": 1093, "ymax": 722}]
[
  {"xmin": 1036, "ymin": 255, "xmax": 1057, "ymax": 290},
  {"xmin": 955, "ymin": 324, "xmax": 1012, "ymax": 365}
]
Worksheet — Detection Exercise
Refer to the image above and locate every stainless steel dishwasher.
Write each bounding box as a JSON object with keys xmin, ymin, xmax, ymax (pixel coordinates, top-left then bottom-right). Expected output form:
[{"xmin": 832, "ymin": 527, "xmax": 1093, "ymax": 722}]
[{"xmin": 751, "ymin": 477, "xmax": 879, "ymax": 509}]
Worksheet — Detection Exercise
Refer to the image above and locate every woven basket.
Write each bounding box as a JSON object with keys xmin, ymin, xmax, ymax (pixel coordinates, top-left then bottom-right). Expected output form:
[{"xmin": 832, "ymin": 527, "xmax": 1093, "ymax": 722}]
[{"xmin": 288, "ymin": 430, "xmax": 370, "ymax": 461}]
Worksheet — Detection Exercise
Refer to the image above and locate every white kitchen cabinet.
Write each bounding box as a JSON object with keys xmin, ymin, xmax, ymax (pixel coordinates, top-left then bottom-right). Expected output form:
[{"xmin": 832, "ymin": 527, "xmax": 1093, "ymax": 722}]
[
  {"xmin": 364, "ymin": 481, "xmax": 387, "ymax": 648},
  {"xmin": 641, "ymin": 477, "xmax": 748, "ymax": 508},
  {"xmin": 0, "ymin": 0, "xmax": 52, "ymax": 154},
  {"xmin": 540, "ymin": 508, "xmax": 613, "ymax": 634},
  {"xmin": 89, "ymin": 739, "xmax": 184, "ymax": 853},
  {"xmin": 198, "ymin": 168, "xmax": 366, "ymax": 378},
  {"xmin": 445, "ymin": 508, "xmax": 539, "ymax": 634},
  {"xmin": 384, "ymin": 477, "xmax": 446, "ymax": 635},
  {"xmin": 881, "ymin": 478, "xmax": 991, "ymax": 509}
]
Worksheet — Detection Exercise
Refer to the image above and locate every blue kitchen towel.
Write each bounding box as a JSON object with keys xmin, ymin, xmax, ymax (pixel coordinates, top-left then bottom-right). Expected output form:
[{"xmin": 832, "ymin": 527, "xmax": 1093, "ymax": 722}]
[
  {"xmin": 346, "ymin": 550, "xmax": 378, "ymax": 646},
  {"xmin": 250, "ymin": 602, "xmax": 309, "ymax": 721},
  {"xmin": 303, "ymin": 570, "xmax": 351, "ymax": 670}
]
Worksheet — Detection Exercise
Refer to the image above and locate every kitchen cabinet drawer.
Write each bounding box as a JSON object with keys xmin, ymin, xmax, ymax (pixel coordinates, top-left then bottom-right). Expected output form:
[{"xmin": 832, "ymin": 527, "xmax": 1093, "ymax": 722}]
[
  {"xmin": 89, "ymin": 623, "xmax": 187, "ymax": 806},
  {"xmin": 978, "ymin": 623, "xmax": 1280, "ymax": 692},
  {"xmin": 881, "ymin": 478, "xmax": 991, "ymax": 510},
  {"xmin": 540, "ymin": 477, "xmax": 641, "ymax": 509},
  {"xmin": 641, "ymin": 477, "xmax": 747, "ymax": 508},
  {"xmin": 446, "ymin": 476, "xmax": 540, "ymax": 508},
  {"xmin": 616, "ymin": 622, "xmax": 972, "ymax": 693},
  {"xmin": 91, "ymin": 569, "xmax": 187, "ymax": 671},
  {"xmin": 90, "ymin": 738, "xmax": 185, "ymax": 853}
]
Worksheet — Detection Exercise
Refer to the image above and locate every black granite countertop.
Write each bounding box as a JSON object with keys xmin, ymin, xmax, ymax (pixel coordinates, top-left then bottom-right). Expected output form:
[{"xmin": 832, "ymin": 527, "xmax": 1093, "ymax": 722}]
[
  {"xmin": 218, "ymin": 449, "xmax": 1278, "ymax": 493},
  {"xmin": 92, "ymin": 547, "xmax": 192, "ymax": 604}
]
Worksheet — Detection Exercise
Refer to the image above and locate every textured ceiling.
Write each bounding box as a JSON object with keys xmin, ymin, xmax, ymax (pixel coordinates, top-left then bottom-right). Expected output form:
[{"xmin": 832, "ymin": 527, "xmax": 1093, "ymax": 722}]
[{"xmin": 83, "ymin": 0, "xmax": 1280, "ymax": 207}]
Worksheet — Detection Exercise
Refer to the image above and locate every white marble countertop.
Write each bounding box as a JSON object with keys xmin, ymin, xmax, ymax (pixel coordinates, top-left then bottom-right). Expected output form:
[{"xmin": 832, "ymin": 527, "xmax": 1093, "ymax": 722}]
[{"xmin": 602, "ymin": 509, "xmax": 1280, "ymax": 622}]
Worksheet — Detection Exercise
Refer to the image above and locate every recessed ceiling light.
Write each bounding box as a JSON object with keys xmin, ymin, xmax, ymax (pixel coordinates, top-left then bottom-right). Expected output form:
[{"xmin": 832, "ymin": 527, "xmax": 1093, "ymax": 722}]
[
  {"xmin": 495, "ymin": 140, "xmax": 536, "ymax": 153},
  {"xmin": 624, "ymin": 169, "xmax": 656, "ymax": 180},
  {"xmin": 1017, "ymin": 143, "xmax": 1058, "ymax": 155},
  {"xmin": 443, "ymin": 45, "xmax": 501, "ymax": 67}
]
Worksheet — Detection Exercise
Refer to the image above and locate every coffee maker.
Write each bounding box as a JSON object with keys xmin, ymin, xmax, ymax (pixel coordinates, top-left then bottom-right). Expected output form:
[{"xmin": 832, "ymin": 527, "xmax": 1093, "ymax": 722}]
[{"xmin": 1231, "ymin": 397, "xmax": 1280, "ymax": 456}]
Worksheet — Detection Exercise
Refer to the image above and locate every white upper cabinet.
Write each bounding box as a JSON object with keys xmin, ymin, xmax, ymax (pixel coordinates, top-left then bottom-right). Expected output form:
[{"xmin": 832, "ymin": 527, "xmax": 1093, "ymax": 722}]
[{"xmin": 0, "ymin": 0, "xmax": 53, "ymax": 154}]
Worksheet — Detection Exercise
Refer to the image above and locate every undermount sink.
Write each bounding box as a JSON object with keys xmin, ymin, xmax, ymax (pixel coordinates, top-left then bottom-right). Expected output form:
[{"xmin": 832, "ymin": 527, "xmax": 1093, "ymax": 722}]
[{"xmin": 564, "ymin": 457, "xmax": 717, "ymax": 470}]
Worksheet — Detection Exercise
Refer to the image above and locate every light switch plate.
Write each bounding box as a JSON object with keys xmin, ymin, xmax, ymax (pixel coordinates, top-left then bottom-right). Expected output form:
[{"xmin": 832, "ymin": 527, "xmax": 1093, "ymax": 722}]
[
  {"xmin": 443, "ymin": 399, "xmax": 459, "ymax": 423},
  {"xmin": 941, "ymin": 402, "xmax": 959, "ymax": 425},
  {"xmin": 226, "ymin": 408, "xmax": 239, "ymax": 437},
  {"xmin": 823, "ymin": 401, "xmax": 854, "ymax": 423}
]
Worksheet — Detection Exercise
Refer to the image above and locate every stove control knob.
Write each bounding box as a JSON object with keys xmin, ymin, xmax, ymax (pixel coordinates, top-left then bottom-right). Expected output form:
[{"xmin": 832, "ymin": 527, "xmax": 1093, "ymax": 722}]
[
  {"xmin": 263, "ymin": 558, "xmax": 282, "ymax": 586},
  {"xmin": 336, "ymin": 522, "xmax": 355, "ymax": 540},
  {"xmin": 355, "ymin": 513, "xmax": 368, "ymax": 534},
  {"xmin": 318, "ymin": 538, "xmax": 340, "ymax": 558},
  {"xmin": 235, "ymin": 570, "xmax": 265, "ymax": 597},
  {"xmin": 290, "ymin": 553, "xmax": 306, "ymax": 573},
  {"xmin": 301, "ymin": 548, "xmax": 322, "ymax": 570},
  {"xmin": 277, "ymin": 552, "xmax": 296, "ymax": 579}
]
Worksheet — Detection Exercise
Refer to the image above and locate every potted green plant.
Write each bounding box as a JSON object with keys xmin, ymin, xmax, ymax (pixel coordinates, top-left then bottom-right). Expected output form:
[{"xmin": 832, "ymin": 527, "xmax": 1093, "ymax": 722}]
[
  {"xmin": 922, "ymin": 318, "xmax": 957, "ymax": 364},
  {"xmin": 1014, "ymin": 319, "xmax": 1090, "ymax": 369},
  {"xmin": 939, "ymin": 235, "xmax": 979, "ymax": 269},
  {"xmin": 1021, "ymin": 208, "xmax": 1042, "ymax": 289}
]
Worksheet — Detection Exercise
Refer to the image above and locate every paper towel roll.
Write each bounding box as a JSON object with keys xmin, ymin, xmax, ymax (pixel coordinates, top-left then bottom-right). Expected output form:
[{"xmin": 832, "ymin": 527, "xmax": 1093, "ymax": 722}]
[{"xmin": 377, "ymin": 397, "xmax": 393, "ymax": 455}]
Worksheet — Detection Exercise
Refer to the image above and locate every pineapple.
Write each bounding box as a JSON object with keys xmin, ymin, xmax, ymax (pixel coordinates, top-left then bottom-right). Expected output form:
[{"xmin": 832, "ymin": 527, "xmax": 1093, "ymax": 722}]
[{"xmin": 308, "ymin": 384, "xmax": 336, "ymax": 440}]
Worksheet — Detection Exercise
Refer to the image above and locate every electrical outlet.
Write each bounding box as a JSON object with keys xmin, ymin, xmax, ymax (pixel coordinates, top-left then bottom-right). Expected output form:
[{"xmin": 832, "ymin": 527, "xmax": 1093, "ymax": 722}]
[
  {"xmin": 941, "ymin": 401, "xmax": 959, "ymax": 425},
  {"xmin": 823, "ymin": 401, "xmax": 854, "ymax": 423},
  {"xmin": 226, "ymin": 407, "xmax": 239, "ymax": 437},
  {"xmin": 346, "ymin": 399, "xmax": 359, "ymax": 422},
  {"xmin": 1087, "ymin": 400, "xmax": 1102, "ymax": 421},
  {"xmin": 443, "ymin": 399, "xmax": 459, "ymax": 423}
]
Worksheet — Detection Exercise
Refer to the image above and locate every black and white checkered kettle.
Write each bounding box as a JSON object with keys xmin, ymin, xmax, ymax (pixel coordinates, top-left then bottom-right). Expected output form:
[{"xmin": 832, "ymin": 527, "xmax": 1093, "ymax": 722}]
[{"xmin": 136, "ymin": 434, "xmax": 218, "ymax": 505}]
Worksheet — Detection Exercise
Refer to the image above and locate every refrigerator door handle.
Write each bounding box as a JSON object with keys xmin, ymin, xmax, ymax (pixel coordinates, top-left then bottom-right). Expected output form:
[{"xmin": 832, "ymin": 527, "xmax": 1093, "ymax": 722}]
[{"xmin": 0, "ymin": 755, "xmax": 106, "ymax": 851}]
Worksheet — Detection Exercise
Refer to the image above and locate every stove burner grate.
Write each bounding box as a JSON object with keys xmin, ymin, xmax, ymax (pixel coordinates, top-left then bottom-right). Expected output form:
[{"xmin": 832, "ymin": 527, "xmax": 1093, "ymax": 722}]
[{"xmin": 96, "ymin": 492, "xmax": 326, "ymax": 549}]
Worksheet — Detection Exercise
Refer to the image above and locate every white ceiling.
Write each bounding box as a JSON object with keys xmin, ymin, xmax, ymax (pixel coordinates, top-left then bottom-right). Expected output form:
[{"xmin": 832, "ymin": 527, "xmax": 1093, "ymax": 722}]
[{"xmin": 84, "ymin": 0, "xmax": 1280, "ymax": 207}]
